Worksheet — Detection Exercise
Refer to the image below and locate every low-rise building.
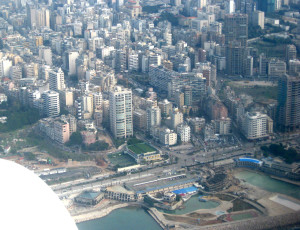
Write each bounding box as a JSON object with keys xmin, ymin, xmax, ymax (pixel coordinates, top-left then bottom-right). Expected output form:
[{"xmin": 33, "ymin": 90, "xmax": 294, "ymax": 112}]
[
  {"xmin": 125, "ymin": 142, "xmax": 161, "ymax": 163},
  {"xmin": 151, "ymin": 127, "xmax": 177, "ymax": 146},
  {"xmin": 75, "ymin": 191, "xmax": 104, "ymax": 206},
  {"xmin": 105, "ymin": 186, "xmax": 136, "ymax": 202}
]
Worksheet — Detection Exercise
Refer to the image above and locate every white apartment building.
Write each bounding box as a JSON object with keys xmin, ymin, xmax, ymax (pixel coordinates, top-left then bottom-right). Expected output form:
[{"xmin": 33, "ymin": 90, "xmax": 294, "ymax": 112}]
[
  {"xmin": 146, "ymin": 106, "xmax": 161, "ymax": 131},
  {"xmin": 177, "ymin": 124, "xmax": 191, "ymax": 143},
  {"xmin": 39, "ymin": 46, "xmax": 52, "ymax": 66},
  {"xmin": 242, "ymin": 112, "xmax": 268, "ymax": 140},
  {"xmin": 171, "ymin": 108, "xmax": 183, "ymax": 129},
  {"xmin": 49, "ymin": 68, "xmax": 65, "ymax": 92},
  {"xmin": 289, "ymin": 59, "xmax": 300, "ymax": 75},
  {"xmin": 93, "ymin": 92, "xmax": 103, "ymax": 111},
  {"xmin": 0, "ymin": 57, "xmax": 12, "ymax": 78},
  {"xmin": 128, "ymin": 53, "xmax": 139, "ymax": 71},
  {"xmin": 160, "ymin": 128, "xmax": 177, "ymax": 146},
  {"xmin": 81, "ymin": 94, "xmax": 94, "ymax": 119},
  {"xmin": 109, "ymin": 86, "xmax": 133, "ymax": 139},
  {"xmin": 42, "ymin": 90, "xmax": 60, "ymax": 117},
  {"xmin": 252, "ymin": 11, "xmax": 265, "ymax": 29},
  {"xmin": 66, "ymin": 51, "xmax": 79, "ymax": 76}
]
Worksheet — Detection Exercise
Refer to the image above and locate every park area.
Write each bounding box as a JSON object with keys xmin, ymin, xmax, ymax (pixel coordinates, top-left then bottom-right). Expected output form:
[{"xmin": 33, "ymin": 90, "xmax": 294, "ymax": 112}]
[
  {"xmin": 107, "ymin": 152, "xmax": 136, "ymax": 168},
  {"xmin": 128, "ymin": 143, "xmax": 156, "ymax": 155}
]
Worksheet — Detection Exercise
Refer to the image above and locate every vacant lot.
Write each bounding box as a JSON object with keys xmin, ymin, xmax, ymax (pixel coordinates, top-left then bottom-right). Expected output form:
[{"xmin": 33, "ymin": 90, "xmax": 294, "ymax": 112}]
[{"xmin": 227, "ymin": 81, "xmax": 278, "ymax": 104}]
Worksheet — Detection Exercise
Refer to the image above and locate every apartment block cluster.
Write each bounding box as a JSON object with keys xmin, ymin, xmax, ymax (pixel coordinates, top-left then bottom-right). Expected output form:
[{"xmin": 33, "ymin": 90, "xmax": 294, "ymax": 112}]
[
  {"xmin": 0, "ymin": 0, "xmax": 299, "ymax": 151},
  {"xmin": 38, "ymin": 114, "xmax": 77, "ymax": 144}
]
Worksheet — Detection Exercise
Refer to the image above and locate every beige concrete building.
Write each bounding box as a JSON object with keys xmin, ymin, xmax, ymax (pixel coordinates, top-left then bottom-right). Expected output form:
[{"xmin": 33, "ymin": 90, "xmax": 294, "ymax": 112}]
[{"xmin": 105, "ymin": 186, "xmax": 136, "ymax": 202}]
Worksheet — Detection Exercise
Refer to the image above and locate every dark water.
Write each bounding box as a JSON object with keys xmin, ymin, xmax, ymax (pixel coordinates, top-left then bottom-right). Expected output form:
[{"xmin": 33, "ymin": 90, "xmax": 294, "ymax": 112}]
[
  {"xmin": 235, "ymin": 170, "xmax": 300, "ymax": 199},
  {"xmin": 77, "ymin": 207, "xmax": 162, "ymax": 230},
  {"xmin": 159, "ymin": 195, "xmax": 220, "ymax": 215}
]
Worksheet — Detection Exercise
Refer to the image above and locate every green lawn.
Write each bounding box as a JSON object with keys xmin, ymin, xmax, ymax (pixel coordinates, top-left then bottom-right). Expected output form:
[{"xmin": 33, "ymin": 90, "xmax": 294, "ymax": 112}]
[
  {"xmin": 108, "ymin": 152, "xmax": 136, "ymax": 167},
  {"xmin": 128, "ymin": 143, "xmax": 156, "ymax": 155}
]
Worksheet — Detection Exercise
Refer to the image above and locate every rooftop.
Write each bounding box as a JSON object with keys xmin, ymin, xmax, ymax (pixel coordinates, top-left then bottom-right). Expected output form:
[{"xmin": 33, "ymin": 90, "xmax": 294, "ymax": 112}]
[
  {"xmin": 106, "ymin": 185, "xmax": 135, "ymax": 195},
  {"xmin": 78, "ymin": 191, "xmax": 101, "ymax": 200},
  {"xmin": 237, "ymin": 158, "xmax": 263, "ymax": 165}
]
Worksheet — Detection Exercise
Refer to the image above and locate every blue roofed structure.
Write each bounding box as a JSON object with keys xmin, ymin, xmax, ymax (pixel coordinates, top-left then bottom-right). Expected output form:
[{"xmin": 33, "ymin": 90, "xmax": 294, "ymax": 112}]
[
  {"xmin": 235, "ymin": 158, "xmax": 263, "ymax": 168},
  {"xmin": 172, "ymin": 186, "xmax": 198, "ymax": 195}
]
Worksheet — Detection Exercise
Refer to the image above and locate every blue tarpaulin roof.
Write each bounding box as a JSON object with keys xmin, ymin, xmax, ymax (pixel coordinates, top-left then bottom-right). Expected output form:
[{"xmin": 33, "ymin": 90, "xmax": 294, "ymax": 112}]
[
  {"xmin": 238, "ymin": 158, "xmax": 262, "ymax": 164},
  {"xmin": 172, "ymin": 186, "xmax": 197, "ymax": 195}
]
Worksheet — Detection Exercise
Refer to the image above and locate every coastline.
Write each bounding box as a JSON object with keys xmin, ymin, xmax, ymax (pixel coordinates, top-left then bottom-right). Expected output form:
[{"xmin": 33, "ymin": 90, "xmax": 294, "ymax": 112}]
[
  {"xmin": 73, "ymin": 203, "xmax": 130, "ymax": 224},
  {"xmin": 233, "ymin": 167, "xmax": 300, "ymax": 186},
  {"xmin": 269, "ymin": 175, "xmax": 300, "ymax": 186},
  {"xmin": 73, "ymin": 168, "xmax": 300, "ymax": 227}
]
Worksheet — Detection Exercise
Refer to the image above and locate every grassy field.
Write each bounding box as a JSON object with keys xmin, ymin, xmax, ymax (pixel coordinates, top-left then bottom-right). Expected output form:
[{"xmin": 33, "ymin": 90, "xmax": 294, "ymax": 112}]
[
  {"xmin": 250, "ymin": 40, "xmax": 286, "ymax": 58},
  {"xmin": 226, "ymin": 82, "xmax": 278, "ymax": 104},
  {"xmin": 108, "ymin": 152, "xmax": 136, "ymax": 167},
  {"xmin": 128, "ymin": 143, "xmax": 156, "ymax": 155}
]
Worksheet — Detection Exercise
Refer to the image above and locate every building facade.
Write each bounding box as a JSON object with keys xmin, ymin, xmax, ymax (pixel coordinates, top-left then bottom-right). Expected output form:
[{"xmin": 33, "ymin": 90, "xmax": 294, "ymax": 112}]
[{"xmin": 109, "ymin": 86, "xmax": 133, "ymax": 138}]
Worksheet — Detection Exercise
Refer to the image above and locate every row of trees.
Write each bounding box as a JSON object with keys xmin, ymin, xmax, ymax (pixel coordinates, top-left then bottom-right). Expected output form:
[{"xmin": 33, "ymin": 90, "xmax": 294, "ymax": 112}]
[
  {"xmin": 0, "ymin": 99, "xmax": 41, "ymax": 132},
  {"xmin": 261, "ymin": 143, "xmax": 300, "ymax": 164},
  {"xmin": 66, "ymin": 132, "xmax": 109, "ymax": 151}
]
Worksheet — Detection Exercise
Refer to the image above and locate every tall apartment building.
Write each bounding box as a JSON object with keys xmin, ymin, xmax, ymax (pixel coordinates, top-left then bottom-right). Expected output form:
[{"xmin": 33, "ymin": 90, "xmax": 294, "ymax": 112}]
[
  {"xmin": 177, "ymin": 124, "xmax": 191, "ymax": 142},
  {"xmin": 242, "ymin": 112, "xmax": 268, "ymax": 140},
  {"xmin": 289, "ymin": 59, "xmax": 300, "ymax": 75},
  {"xmin": 268, "ymin": 59, "xmax": 286, "ymax": 77},
  {"xmin": 64, "ymin": 51, "xmax": 79, "ymax": 76},
  {"xmin": 26, "ymin": 4, "xmax": 50, "ymax": 29},
  {"xmin": 80, "ymin": 94, "xmax": 94, "ymax": 119},
  {"xmin": 286, "ymin": 45, "xmax": 297, "ymax": 64},
  {"xmin": 10, "ymin": 65, "xmax": 22, "ymax": 81},
  {"xmin": 93, "ymin": 92, "xmax": 103, "ymax": 111},
  {"xmin": 257, "ymin": 0, "xmax": 277, "ymax": 13},
  {"xmin": 259, "ymin": 53, "xmax": 268, "ymax": 76},
  {"xmin": 133, "ymin": 109, "xmax": 147, "ymax": 131},
  {"xmin": 0, "ymin": 57, "xmax": 12, "ymax": 78},
  {"xmin": 224, "ymin": 13, "xmax": 248, "ymax": 47},
  {"xmin": 42, "ymin": 90, "xmax": 60, "ymax": 117},
  {"xmin": 146, "ymin": 106, "xmax": 161, "ymax": 131},
  {"xmin": 158, "ymin": 99, "xmax": 173, "ymax": 116},
  {"xmin": 49, "ymin": 68, "xmax": 65, "ymax": 92},
  {"xmin": 171, "ymin": 108, "xmax": 183, "ymax": 129},
  {"xmin": 109, "ymin": 86, "xmax": 133, "ymax": 139},
  {"xmin": 252, "ymin": 11, "xmax": 265, "ymax": 29},
  {"xmin": 226, "ymin": 41, "xmax": 246, "ymax": 75},
  {"xmin": 277, "ymin": 74, "xmax": 300, "ymax": 132},
  {"xmin": 53, "ymin": 119, "xmax": 70, "ymax": 144},
  {"xmin": 225, "ymin": 0, "xmax": 235, "ymax": 13},
  {"xmin": 39, "ymin": 46, "xmax": 52, "ymax": 66}
]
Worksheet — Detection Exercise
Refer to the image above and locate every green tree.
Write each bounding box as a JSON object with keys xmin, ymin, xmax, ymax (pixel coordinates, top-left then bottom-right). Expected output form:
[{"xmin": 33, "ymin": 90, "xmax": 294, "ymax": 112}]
[{"xmin": 67, "ymin": 132, "xmax": 83, "ymax": 146}]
